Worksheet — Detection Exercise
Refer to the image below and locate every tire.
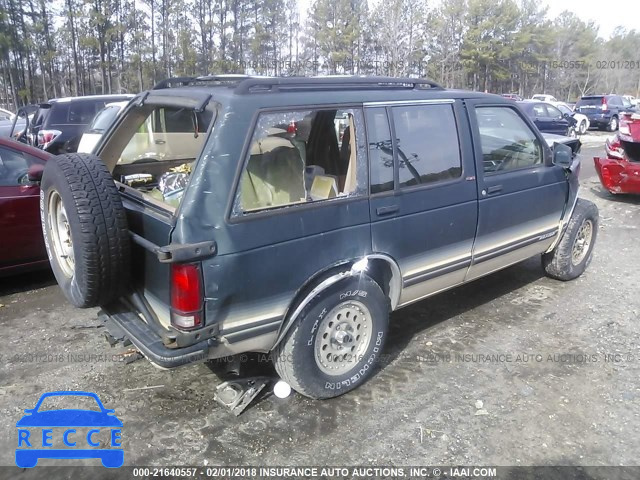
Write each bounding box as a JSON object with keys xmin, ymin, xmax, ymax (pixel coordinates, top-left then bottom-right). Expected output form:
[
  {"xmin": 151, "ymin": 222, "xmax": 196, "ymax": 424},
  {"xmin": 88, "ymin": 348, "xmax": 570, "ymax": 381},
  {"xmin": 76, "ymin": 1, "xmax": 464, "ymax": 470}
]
[
  {"xmin": 579, "ymin": 120, "xmax": 587, "ymax": 135},
  {"xmin": 607, "ymin": 116, "xmax": 619, "ymax": 132},
  {"xmin": 542, "ymin": 199, "xmax": 598, "ymax": 281},
  {"xmin": 40, "ymin": 153, "xmax": 130, "ymax": 308},
  {"xmin": 273, "ymin": 274, "xmax": 389, "ymax": 399}
]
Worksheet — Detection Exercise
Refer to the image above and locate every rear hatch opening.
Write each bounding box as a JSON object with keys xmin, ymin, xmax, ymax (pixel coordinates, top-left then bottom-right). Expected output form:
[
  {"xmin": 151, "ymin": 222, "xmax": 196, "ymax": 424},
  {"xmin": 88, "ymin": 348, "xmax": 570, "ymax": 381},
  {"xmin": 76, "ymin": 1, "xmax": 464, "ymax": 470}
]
[
  {"xmin": 95, "ymin": 95, "xmax": 217, "ymax": 337},
  {"xmin": 108, "ymin": 105, "xmax": 214, "ymax": 211}
]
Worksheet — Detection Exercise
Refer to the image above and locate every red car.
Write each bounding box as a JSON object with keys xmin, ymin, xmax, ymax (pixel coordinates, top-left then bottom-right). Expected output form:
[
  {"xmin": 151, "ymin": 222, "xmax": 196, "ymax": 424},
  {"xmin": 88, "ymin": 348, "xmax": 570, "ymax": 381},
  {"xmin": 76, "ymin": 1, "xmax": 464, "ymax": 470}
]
[
  {"xmin": 594, "ymin": 112, "xmax": 640, "ymax": 194},
  {"xmin": 0, "ymin": 137, "xmax": 51, "ymax": 276}
]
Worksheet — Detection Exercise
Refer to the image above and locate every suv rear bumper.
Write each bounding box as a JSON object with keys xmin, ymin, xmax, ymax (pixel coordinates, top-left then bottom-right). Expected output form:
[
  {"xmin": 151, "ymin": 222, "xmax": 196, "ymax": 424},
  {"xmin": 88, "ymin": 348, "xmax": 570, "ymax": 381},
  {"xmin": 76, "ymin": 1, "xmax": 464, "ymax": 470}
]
[
  {"xmin": 99, "ymin": 309, "xmax": 217, "ymax": 369},
  {"xmin": 583, "ymin": 113, "xmax": 612, "ymax": 128}
]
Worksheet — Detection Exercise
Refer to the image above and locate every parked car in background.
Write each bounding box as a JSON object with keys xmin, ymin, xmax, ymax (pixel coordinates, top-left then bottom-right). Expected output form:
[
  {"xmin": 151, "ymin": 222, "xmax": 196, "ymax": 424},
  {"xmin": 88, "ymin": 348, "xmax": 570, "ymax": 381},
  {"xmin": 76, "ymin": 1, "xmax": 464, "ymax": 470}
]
[
  {"xmin": 556, "ymin": 102, "xmax": 590, "ymax": 135},
  {"xmin": 623, "ymin": 95, "xmax": 637, "ymax": 107},
  {"xmin": 0, "ymin": 108, "xmax": 14, "ymax": 121},
  {"xmin": 501, "ymin": 93, "xmax": 522, "ymax": 101},
  {"xmin": 22, "ymin": 94, "xmax": 134, "ymax": 154},
  {"xmin": 0, "ymin": 137, "xmax": 51, "ymax": 276},
  {"xmin": 531, "ymin": 94, "xmax": 558, "ymax": 103},
  {"xmin": 594, "ymin": 112, "xmax": 640, "ymax": 194},
  {"xmin": 0, "ymin": 107, "xmax": 18, "ymax": 137},
  {"xmin": 574, "ymin": 94, "xmax": 636, "ymax": 132},
  {"xmin": 517, "ymin": 100, "xmax": 576, "ymax": 137},
  {"xmin": 77, "ymin": 101, "xmax": 130, "ymax": 153}
]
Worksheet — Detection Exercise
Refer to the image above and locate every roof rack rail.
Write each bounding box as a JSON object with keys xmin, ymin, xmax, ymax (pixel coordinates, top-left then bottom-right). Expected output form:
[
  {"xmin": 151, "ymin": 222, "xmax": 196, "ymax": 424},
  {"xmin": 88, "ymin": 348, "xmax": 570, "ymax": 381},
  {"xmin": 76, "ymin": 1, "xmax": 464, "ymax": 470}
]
[
  {"xmin": 233, "ymin": 76, "xmax": 444, "ymax": 94},
  {"xmin": 152, "ymin": 75, "xmax": 444, "ymax": 93},
  {"xmin": 152, "ymin": 75, "xmax": 253, "ymax": 90}
]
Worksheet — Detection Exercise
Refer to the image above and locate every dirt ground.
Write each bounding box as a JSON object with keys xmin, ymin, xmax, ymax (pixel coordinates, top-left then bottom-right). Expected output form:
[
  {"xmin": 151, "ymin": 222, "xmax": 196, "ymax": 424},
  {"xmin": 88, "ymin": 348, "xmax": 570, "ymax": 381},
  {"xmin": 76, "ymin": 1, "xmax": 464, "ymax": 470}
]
[{"xmin": 1, "ymin": 132, "xmax": 638, "ymax": 477}]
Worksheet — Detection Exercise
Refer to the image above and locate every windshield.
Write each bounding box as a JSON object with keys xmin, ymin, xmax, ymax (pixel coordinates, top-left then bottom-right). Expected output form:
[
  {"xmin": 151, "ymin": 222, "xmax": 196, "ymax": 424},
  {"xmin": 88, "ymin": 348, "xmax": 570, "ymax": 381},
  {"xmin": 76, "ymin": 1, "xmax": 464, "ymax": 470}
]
[
  {"xmin": 557, "ymin": 104, "xmax": 572, "ymax": 115},
  {"xmin": 87, "ymin": 105, "xmax": 121, "ymax": 133},
  {"xmin": 36, "ymin": 394, "xmax": 102, "ymax": 412}
]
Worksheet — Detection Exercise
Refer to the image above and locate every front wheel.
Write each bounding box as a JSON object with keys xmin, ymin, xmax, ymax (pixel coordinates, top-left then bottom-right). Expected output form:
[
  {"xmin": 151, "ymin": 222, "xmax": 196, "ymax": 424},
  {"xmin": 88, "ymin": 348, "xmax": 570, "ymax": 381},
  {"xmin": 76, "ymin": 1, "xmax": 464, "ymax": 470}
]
[
  {"xmin": 579, "ymin": 120, "xmax": 587, "ymax": 135},
  {"xmin": 273, "ymin": 274, "xmax": 389, "ymax": 399},
  {"xmin": 542, "ymin": 199, "xmax": 599, "ymax": 281}
]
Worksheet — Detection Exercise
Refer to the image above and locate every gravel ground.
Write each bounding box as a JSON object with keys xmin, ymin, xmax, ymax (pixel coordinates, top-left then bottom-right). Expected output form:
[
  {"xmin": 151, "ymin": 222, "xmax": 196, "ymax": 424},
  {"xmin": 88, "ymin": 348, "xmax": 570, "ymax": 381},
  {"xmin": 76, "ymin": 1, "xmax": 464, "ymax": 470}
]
[{"xmin": 0, "ymin": 132, "xmax": 638, "ymax": 477}]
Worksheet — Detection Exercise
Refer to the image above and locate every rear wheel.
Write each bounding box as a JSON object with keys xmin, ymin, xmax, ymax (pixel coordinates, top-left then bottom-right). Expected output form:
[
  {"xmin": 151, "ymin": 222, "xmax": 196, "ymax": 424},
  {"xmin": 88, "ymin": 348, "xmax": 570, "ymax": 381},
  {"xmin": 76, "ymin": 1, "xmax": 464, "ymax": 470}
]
[
  {"xmin": 608, "ymin": 115, "xmax": 619, "ymax": 132},
  {"xmin": 542, "ymin": 199, "xmax": 599, "ymax": 281},
  {"xmin": 273, "ymin": 274, "xmax": 389, "ymax": 399},
  {"xmin": 40, "ymin": 153, "xmax": 130, "ymax": 307}
]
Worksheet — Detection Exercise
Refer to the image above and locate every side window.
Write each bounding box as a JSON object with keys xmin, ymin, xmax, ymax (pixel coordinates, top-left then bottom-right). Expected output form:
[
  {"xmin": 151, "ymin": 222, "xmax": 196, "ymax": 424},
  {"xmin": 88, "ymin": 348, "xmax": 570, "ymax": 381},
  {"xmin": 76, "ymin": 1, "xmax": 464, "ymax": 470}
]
[
  {"xmin": 547, "ymin": 105, "xmax": 563, "ymax": 119},
  {"xmin": 162, "ymin": 108, "xmax": 198, "ymax": 133},
  {"xmin": 475, "ymin": 106, "xmax": 543, "ymax": 174},
  {"xmin": 391, "ymin": 104, "xmax": 462, "ymax": 188},
  {"xmin": 0, "ymin": 147, "xmax": 42, "ymax": 186},
  {"xmin": 234, "ymin": 108, "xmax": 367, "ymax": 214},
  {"xmin": 366, "ymin": 108, "xmax": 394, "ymax": 194},
  {"xmin": 532, "ymin": 104, "xmax": 546, "ymax": 117},
  {"xmin": 117, "ymin": 106, "xmax": 211, "ymax": 165}
]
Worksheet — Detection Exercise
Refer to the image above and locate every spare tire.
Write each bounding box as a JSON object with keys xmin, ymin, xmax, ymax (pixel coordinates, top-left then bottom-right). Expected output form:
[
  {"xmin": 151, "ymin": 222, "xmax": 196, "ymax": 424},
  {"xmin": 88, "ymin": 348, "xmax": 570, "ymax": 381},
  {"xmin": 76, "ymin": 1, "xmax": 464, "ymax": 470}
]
[{"xmin": 40, "ymin": 153, "xmax": 130, "ymax": 307}]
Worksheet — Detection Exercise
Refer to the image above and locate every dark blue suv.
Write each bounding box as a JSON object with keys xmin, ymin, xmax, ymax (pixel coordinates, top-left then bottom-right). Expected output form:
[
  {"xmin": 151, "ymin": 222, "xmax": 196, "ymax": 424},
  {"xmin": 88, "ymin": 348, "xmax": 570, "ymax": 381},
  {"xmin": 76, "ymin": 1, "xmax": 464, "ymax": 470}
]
[
  {"xmin": 39, "ymin": 76, "xmax": 599, "ymax": 400},
  {"xmin": 575, "ymin": 94, "xmax": 636, "ymax": 131}
]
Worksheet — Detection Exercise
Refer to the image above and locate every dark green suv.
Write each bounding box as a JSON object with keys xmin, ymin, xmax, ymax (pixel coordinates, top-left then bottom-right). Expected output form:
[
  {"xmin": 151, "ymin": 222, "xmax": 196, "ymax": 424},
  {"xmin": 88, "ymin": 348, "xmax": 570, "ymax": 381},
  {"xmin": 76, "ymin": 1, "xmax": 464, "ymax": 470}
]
[{"xmin": 39, "ymin": 76, "xmax": 598, "ymax": 399}]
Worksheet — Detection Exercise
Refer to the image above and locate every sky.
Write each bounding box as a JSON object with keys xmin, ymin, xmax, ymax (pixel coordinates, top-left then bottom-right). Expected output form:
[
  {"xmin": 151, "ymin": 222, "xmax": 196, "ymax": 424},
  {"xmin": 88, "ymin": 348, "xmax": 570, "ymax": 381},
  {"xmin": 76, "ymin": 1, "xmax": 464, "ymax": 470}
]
[
  {"xmin": 542, "ymin": 0, "xmax": 639, "ymax": 38},
  {"xmin": 297, "ymin": 0, "xmax": 638, "ymax": 40}
]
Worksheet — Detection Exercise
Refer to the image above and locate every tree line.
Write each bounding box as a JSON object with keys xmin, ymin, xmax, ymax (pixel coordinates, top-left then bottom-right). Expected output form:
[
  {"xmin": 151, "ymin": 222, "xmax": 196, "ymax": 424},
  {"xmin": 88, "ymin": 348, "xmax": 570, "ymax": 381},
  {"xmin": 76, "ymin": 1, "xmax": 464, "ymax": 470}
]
[{"xmin": 1, "ymin": 0, "xmax": 640, "ymax": 109}]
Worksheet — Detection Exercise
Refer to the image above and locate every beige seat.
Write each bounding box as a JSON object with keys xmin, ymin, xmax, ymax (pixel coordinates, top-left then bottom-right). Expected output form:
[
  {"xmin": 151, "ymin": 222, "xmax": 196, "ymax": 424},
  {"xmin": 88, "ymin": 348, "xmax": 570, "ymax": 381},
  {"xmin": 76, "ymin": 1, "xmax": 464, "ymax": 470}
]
[{"xmin": 241, "ymin": 136, "xmax": 306, "ymax": 211}]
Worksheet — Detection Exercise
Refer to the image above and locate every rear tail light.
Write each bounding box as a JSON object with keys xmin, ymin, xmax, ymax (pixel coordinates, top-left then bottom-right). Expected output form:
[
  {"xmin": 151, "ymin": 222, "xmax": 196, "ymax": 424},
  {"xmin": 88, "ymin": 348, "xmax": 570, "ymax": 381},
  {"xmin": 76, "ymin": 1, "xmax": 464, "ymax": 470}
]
[
  {"xmin": 601, "ymin": 165, "xmax": 612, "ymax": 185},
  {"xmin": 37, "ymin": 129, "xmax": 61, "ymax": 149},
  {"xmin": 619, "ymin": 116, "xmax": 630, "ymax": 136},
  {"xmin": 601, "ymin": 98, "xmax": 608, "ymax": 111},
  {"xmin": 170, "ymin": 263, "xmax": 203, "ymax": 330}
]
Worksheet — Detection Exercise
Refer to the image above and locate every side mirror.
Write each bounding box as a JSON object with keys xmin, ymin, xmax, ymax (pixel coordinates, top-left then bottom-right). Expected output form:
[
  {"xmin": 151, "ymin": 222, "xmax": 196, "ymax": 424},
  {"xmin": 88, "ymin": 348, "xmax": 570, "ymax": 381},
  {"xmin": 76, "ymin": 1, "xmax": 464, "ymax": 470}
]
[
  {"xmin": 27, "ymin": 163, "xmax": 44, "ymax": 182},
  {"xmin": 552, "ymin": 142, "xmax": 573, "ymax": 168}
]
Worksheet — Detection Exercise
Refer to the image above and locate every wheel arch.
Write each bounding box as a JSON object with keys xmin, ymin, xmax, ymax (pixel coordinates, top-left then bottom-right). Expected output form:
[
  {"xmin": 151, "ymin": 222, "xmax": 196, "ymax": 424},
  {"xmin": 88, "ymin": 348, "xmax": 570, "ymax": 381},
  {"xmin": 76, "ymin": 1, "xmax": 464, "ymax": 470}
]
[{"xmin": 271, "ymin": 253, "xmax": 402, "ymax": 349}]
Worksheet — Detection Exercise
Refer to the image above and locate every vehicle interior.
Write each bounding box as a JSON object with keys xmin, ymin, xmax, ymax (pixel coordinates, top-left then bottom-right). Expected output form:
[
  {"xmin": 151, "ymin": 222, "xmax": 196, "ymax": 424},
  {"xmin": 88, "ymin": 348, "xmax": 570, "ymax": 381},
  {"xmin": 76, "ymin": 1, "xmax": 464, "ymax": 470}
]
[
  {"xmin": 239, "ymin": 109, "xmax": 360, "ymax": 212},
  {"xmin": 100, "ymin": 104, "xmax": 213, "ymax": 208},
  {"xmin": 476, "ymin": 108, "xmax": 542, "ymax": 173}
]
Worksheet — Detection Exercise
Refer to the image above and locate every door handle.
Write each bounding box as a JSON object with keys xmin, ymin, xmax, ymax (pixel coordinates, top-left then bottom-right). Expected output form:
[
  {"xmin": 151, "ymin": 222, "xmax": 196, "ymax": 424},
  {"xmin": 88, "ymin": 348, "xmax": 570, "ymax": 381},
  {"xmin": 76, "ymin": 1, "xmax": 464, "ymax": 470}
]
[
  {"xmin": 376, "ymin": 205, "xmax": 399, "ymax": 216},
  {"xmin": 155, "ymin": 139, "xmax": 166, "ymax": 144},
  {"xmin": 487, "ymin": 185, "xmax": 503, "ymax": 195}
]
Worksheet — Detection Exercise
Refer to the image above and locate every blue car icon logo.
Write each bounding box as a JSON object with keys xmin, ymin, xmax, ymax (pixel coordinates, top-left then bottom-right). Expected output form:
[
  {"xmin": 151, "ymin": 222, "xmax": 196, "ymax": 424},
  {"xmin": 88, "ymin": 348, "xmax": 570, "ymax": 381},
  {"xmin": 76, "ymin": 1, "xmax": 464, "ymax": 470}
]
[{"xmin": 16, "ymin": 391, "xmax": 123, "ymax": 468}]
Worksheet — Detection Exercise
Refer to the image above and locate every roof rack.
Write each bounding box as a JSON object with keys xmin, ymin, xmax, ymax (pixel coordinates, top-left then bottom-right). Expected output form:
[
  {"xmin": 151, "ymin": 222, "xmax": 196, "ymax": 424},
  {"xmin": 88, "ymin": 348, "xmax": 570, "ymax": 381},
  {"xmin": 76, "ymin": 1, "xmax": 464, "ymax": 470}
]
[
  {"xmin": 234, "ymin": 76, "xmax": 443, "ymax": 94},
  {"xmin": 152, "ymin": 75, "xmax": 253, "ymax": 90},
  {"xmin": 153, "ymin": 75, "xmax": 444, "ymax": 94}
]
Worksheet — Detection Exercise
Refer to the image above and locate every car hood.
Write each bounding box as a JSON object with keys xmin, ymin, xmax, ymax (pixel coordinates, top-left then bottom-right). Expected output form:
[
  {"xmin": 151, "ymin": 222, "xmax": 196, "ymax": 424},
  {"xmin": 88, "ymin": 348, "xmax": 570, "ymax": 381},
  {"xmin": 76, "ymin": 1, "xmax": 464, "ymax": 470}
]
[
  {"xmin": 16, "ymin": 409, "xmax": 123, "ymax": 427},
  {"xmin": 541, "ymin": 132, "xmax": 581, "ymax": 157}
]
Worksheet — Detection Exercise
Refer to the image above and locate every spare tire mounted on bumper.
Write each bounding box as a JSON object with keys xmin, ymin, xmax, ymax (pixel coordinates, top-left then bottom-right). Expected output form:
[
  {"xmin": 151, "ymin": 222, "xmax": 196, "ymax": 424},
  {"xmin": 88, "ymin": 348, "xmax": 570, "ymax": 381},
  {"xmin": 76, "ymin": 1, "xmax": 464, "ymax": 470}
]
[{"xmin": 40, "ymin": 153, "xmax": 130, "ymax": 308}]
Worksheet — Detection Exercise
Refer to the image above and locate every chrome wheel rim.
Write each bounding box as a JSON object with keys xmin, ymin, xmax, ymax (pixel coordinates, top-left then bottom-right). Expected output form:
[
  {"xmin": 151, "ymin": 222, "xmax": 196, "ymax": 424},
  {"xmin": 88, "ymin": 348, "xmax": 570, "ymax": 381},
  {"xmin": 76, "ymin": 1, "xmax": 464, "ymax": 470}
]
[
  {"xmin": 314, "ymin": 300, "xmax": 373, "ymax": 376},
  {"xmin": 48, "ymin": 190, "xmax": 75, "ymax": 278},
  {"xmin": 571, "ymin": 219, "xmax": 593, "ymax": 266}
]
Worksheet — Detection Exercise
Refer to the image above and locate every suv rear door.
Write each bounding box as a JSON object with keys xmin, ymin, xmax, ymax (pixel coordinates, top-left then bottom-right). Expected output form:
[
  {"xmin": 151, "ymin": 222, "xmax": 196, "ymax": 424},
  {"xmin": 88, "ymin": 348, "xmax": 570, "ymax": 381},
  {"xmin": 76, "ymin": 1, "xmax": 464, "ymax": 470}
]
[
  {"xmin": 366, "ymin": 99, "xmax": 478, "ymax": 307},
  {"xmin": 465, "ymin": 101, "xmax": 567, "ymax": 281}
]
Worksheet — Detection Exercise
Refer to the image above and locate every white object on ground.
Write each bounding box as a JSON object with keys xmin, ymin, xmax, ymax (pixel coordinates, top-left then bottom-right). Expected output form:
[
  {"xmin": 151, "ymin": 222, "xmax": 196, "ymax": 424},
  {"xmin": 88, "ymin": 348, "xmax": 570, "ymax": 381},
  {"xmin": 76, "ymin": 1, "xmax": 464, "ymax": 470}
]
[{"xmin": 274, "ymin": 380, "xmax": 292, "ymax": 398}]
